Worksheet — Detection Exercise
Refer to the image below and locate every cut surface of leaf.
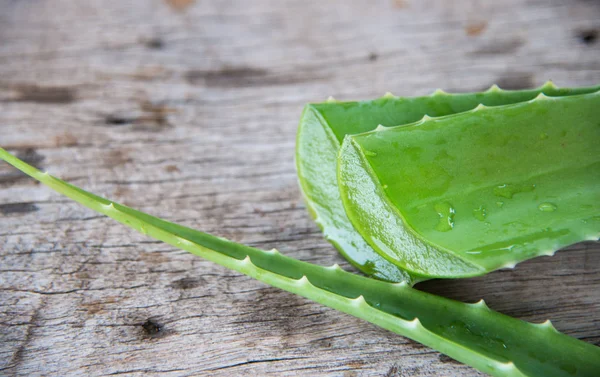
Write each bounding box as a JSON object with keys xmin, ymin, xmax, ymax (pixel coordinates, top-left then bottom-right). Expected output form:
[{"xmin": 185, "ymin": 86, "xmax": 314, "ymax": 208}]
[
  {"xmin": 296, "ymin": 82, "xmax": 600, "ymax": 283},
  {"xmin": 338, "ymin": 91, "xmax": 600, "ymax": 279},
  {"xmin": 1, "ymin": 147, "xmax": 599, "ymax": 377}
]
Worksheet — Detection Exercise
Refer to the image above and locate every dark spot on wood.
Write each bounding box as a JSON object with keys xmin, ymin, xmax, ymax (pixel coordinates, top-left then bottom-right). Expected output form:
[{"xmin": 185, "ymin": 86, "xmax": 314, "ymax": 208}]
[
  {"xmin": 384, "ymin": 363, "xmax": 401, "ymax": 377},
  {"xmin": 392, "ymin": 0, "xmax": 407, "ymax": 8},
  {"xmin": 142, "ymin": 319, "xmax": 163, "ymax": 337},
  {"xmin": 368, "ymin": 52, "xmax": 378, "ymax": 61},
  {"xmin": 577, "ymin": 29, "xmax": 597, "ymax": 45},
  {"xmin": 17, "ymin": 148, "xmax": 45, "ymax": 166},
  {"xmin": 105, "ymin": 114, "xmax": 134, "ymax": 126},
  {"xmin": 145, "ymin": 37, "xmax": 165, "ymax": 50},
  {"xmin": 104, "ymin": 150, "xmax": 132, "ymax": 167},
  {"xmin": 171, "ymin": 277, "xmax": 202, "ymax": 290},
  {"xmin": 346, "ymin": 360, "xmax": 365, "ymax": 369},
  {"xmin": 134, "ymin": 101, "xmax": 175, "ymax": 131},
  {"xmin": 165, "ymin": 0, "xmax": 195, "ymax": 12},
  {"xmin": 103, "ymin": 102, "xmax": 175, "ymax": 131},
  {"xmin": 439, "ymin": 354, "xmax": 461, "ymax": 364},
  {"xmin": 495, "ymin": 72, "xmax": 535, "ymax": 90},
  {"xmin": 54, "ymin": 132, "xmax": 79, "ymax": 147},
  {"xmin": 0, "ymin": 148, "xmax": 45, "ymax": 186},
  {"xmin": 9, "ymin": 299, "xmax": 45, "ymax": 369},
  {"xmin": 81, "ymin": 297, "xmax": 117, "ymax": 315},
  {"xmin": 186, "ymin": 66, "xmax": 269, "ymax": 87},
  {"xmin": 164, "ymin": 164, "xmax": 180, "ymax": 173},
  {"xmin": 185, "ymin": 66, "xmax": 322, "ymax": 88},
  {"xmin": 83, "ymin": 303, "xmax": 103, "ymax": 315},
  {"xmin": 253, "ymin": 207, "xmax": 266, "ymax": 217},
  {"xmin": 0, "ymin": 202, "xmax": 39, "ymax": 215},
  {"xmin": 465, "ymin": 21, "xmax": 487, "ymax": 36},
  {"xmin": 12, "ymin": 84, "xmax": 77, "ymax": 104},
  {"xmin": 470, "ymin": 38, "xmax": 524, "ymax": 55}
]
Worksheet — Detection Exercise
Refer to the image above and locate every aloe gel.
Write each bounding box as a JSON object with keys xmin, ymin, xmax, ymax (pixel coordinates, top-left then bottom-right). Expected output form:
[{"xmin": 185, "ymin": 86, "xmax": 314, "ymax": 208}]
[
  {"xmin": 296, "ymin": 83, "xmax": 600, "ymax": 283},
  {"xmin": 337, "ymin": 91, "xmax": 600, "ymax": 279}
]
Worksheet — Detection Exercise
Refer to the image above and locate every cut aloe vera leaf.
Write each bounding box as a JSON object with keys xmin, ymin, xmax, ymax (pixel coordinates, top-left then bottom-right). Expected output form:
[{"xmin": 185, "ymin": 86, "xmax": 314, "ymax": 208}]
[
  {"xmin": 297, "ymin": 82, "xmax": 600, "ymax": 283},
  {"xmin": 2, "ymin": 148, "xmax": 599, "ymax": 377},
  {"xmin": 338, "ymin": 91, "xmax": 600, "ymax": 279}
]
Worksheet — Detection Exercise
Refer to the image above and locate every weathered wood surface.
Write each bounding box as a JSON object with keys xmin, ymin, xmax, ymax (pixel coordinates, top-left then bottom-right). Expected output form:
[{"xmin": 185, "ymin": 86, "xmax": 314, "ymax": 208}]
[{"xmin": 0, "ymin": 0, "xmax": 599, "ymax": 376}]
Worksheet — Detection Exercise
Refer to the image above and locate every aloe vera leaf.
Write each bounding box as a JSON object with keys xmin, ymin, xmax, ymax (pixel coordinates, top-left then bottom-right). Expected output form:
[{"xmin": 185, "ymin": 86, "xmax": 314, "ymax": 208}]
[
  {"xmin": 296, "ymin": 82, "xmax": 600, "ymax": 283},
  {"xmin": 2, "ymin": 148, "xmax": 600, "ymax": 377},
  {"xmin": 337, "ymin": 91, "xmax": 600, "ymax": 279}
]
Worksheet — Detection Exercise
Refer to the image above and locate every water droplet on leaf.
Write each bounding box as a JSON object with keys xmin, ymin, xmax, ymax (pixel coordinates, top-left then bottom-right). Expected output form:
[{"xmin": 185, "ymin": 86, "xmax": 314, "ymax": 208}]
[
  {"xmin": 435, "ymin": 202, "xmax": 455, "ymax": 232},
  {"xmin": 493, "ymin": 183, "xmax": 535, "ymax": 199},
  {"xmin": 538, "ymin": 202, "xmax": 557, "ymax": 212},
  {"xmin": 472, "ymin": 206, "xmax": 487, "ymax": 221}
]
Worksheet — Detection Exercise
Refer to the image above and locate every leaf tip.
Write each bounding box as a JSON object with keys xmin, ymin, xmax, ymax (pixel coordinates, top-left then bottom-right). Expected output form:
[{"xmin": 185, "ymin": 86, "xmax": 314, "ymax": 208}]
[
  {"xmin": 327, "ymin": 263, "xmax": 342, "ymax": 271},
  {"xmin": 432, "ymin": 88, "xmax": 447, "ymax": 96},
  {"xmin": 326, "ymin": 96, "xmax": 337, "ymax": 103},
  {"xmin": 382, "ymin": 91, "xmax": 396, "ymax": 99}
]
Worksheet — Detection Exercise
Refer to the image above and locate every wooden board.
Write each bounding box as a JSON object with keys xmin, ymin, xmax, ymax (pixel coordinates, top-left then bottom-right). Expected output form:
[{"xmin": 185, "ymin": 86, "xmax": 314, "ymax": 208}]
[{"xmin": 1, "ymin": 0, "xmax": 599, "ymax": 375}]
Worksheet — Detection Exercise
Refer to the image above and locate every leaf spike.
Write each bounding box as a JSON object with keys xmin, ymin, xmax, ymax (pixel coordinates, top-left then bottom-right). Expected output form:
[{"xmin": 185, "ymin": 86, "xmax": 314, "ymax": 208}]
[
  {"xmin": 501, "ymin": 261, "xmax": 517, "ymax": 269},
  {"xmin": 352, "ymin": 295, "xmax": 368, "ymax": 307},
  {"xmin": 382, "ymin": 91, "xmax": 396, "ymax": 99},
  {"xmin": 296, "ymin": 275, "xmax": 312, "ymax": 286},
  {"xmin": 407, "ymin": 317, "xmax": 422, "ymax": 330},
  {"xmin": 392, "ymin": 280, "xmax": 408, "ymax": 289},
  {"xmin": 539, "ymin": 249, "xmax": 556, "ymax": 257},
  {"xmin": 471, "ymin": 299, "xmax": 489, "ymax": 310},
  {"xmin": 420, "ymin": 114, "xmax": 432, "ymax": 123},
  {"xmin": 326, "ymin": 96, "xmax": 337, "ymax": 103},
  {"xmin": 533, "ymin": 319, "xmax": 558, "ymax": 332},
  {"xmin": 473, "ymin": 103, "xmax": 487, "ymax": 111},
  {"xmin": 534, "ymin": 92, "xmax": 549, "ymax": 101},
  {"xmin": 237, "ymin": 255, "xmax": 252, "ymax": 267},
  {"xmin": 496, "ymin": 360, "xmax": 517, "ymax": 372},
  {"xmin": 102, "ymin": 202, "xmax": 116, "ymax": 211},
  {"xmin": 326, "ymin": 263, "xmax": 342, "ymax": 271},
  {"xmin": 486, "ymin": 84, "xmax": 501, "ymax": 93},
  {"xmin": 432, "ymin": 88, "xmax": 447, "ymax": 96},
  {"xmin": 541, "ymin": 80, "xmax": 558, "ymax": 91},
  {"xmin": 375, "ymin": 124, "xmax": 388, "ymax": 132},
  {"xmin": 266, "ymin": 248, "xmax": 280, "ymax": 255},
  {"xmin": 585, "ymin": 233, "xmax": 599, "ymax": 241}
]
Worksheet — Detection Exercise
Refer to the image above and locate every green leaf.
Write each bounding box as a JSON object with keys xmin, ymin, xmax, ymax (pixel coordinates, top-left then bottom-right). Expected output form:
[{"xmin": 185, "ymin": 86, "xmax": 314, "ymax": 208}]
[
  {"xmin": 2, "ymin": 147, "xmax": 599, "ymax": 377},
  {"xmin": 296, "ymin": 82, "xmax": 600, "ymax": 283},
  {"xmin": 337, "ymin": 91, "xmax": 600, "ymax": 279}
]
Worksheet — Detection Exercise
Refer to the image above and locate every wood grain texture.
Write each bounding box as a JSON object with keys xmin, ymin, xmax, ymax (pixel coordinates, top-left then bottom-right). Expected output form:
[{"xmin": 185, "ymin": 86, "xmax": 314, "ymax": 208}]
[{"xmin": 0, "ymin": 0, "xmax": 599, "ymax": 376}]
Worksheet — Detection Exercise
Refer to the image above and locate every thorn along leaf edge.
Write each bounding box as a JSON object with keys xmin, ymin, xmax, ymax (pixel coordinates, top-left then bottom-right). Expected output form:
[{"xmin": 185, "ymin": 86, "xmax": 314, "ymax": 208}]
[
  {"xmin": 2, "ymin": 83, "xmax": 600, "ymax": 377},
  {"xmin": 296, "ymin": 81, "xmax": 600, "ymax": 283},
  {"xmin": 2, "ymin": 132, "xmax": 600, "ymax": 377}
]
